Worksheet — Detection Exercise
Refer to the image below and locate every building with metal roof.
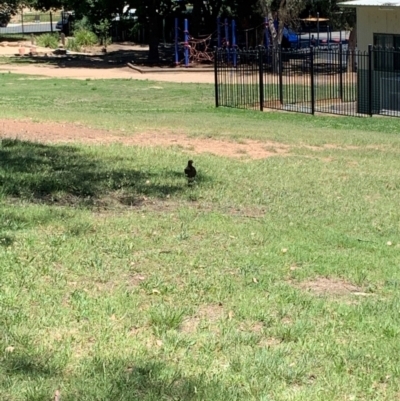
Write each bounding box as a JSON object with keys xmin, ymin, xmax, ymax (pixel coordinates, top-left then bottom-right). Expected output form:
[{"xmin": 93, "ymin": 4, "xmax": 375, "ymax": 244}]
[
  {"xmin": 338, "ymin": 0, "xmax": 400, "ymax": 51},
  {"xmin": 339, "ymin": 0, "xmax": 400, "ymax": 7},
  {"xmin": 339, "ymin": 0, "xmax": 400, "ymax": 115}
]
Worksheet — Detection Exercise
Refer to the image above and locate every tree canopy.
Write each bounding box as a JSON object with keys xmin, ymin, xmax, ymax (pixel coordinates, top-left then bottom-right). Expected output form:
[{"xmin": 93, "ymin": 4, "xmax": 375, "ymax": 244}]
[{"xmin": 0, "ymin": 0, "xmax": 355, "ymax": 59}]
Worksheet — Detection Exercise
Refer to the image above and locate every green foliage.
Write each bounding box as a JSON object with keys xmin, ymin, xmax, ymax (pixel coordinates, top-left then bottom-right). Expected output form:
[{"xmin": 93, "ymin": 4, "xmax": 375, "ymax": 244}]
[
  {"xmin": 0, "ymin": 1, "xmax": 17, "ymax": 26},
  {"xmin": 35, "ymin": 33, "xmax": 59, "ymax": 49},
  {"xmin": 74, "ymin": 29, "xmax": 98, "ymax": 47},
  {"xmin": 72, "ymin": 16, "xmax": 93, "ymax": 33},
  {"xmin": 66, "ymin": 37, "xmax": 81, "ymax": 52},
  {"xmin": 93, "ymin": 18, "xmax": 111, "ymax": 47}
]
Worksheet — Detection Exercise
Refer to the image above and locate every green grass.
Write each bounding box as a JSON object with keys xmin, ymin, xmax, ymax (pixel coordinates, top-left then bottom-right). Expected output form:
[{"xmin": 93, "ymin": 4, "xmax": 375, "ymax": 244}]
[
  {"xmin": 1, "ymin": 72, "xmax": 400, "ymax": 400},
  {"xmin": 0, "ymin": 70, "xmax": 399, "ymax": 145}
]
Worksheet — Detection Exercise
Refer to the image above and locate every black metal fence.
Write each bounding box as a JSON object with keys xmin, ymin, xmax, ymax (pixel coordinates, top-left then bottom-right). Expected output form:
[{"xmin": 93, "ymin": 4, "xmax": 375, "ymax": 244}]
[
  {"xmin": 215, "ymin": 45, "xmax": 400, "ymax": 118},
  {"xmin": 0, "ymin": 11, "xmax": 61, "ymax": 40}
]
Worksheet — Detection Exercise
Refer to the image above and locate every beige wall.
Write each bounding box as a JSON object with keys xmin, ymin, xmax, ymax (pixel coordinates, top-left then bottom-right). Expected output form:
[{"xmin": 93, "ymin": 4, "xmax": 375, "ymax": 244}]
[{"xmin": 357, "ymin": 7, "xmax": 400, "ymax": 52}]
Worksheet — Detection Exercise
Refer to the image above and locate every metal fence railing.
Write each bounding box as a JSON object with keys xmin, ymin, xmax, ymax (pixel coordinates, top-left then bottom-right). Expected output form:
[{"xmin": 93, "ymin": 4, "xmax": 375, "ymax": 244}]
[
  {"xmin": 0, "ymin": 11, "xmax": 61, "ymax": 40},
  {"xmin": 215, "ymin": 45, "xmax": 400, "ymax": 118}
]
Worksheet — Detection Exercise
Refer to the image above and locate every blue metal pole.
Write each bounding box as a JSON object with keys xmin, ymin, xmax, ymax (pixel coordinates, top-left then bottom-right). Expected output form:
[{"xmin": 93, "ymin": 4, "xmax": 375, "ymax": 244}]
[
  {"xmin": 232, "ymin": 19, "xmax": 237, "ymax": 66},
  {"xmin": 224, "ymin": 18, "xmax": 229, "ymax": 47},
  {"xmin": 264, "ymin": 17, "xmax": 269, "ymax": 47},
  {"xmin": 217, "ymin": 17, "xmax": 221, "ymax": 48},
  {"xmin": 184, "ymin": 18, "xmax": 189, "ymax": 67},
  {"xmin": 175, "ymin": 18, "xmax": 179, "ymax": 65}
]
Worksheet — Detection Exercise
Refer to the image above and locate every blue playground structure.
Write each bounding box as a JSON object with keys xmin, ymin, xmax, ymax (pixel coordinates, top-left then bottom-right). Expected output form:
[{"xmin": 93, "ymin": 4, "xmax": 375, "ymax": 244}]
[{"xmin": 172, "ymin": 16, "xmax": 350, "ymax": 67}]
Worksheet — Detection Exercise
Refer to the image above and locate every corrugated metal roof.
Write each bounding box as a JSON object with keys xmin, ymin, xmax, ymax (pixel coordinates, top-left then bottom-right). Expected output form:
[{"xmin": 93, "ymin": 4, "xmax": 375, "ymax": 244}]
[{"xmin": 338, "ymin": 0, "xmax": 400, "ymax": 7}]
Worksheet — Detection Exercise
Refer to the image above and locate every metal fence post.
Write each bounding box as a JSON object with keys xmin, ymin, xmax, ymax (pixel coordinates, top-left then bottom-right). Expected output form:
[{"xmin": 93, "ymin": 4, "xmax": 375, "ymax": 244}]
[
  {"xmin": 214, "ymin": 48, "xmax": 219, "ymax": 108},
  {"xmin": 259, "ymin": 48, "xmax": 264, "ymax": 111},
  {"xmin": 21, "ymin": 10, "xmax": 24, "ymax": 37},
  {"xmin": 339, "ymin": 43, "xmax": 343, "ymax": 101},
  {"xmin": 279, "ymin": 46, "xmax": 283, "ymax": 105},
  {"xmin": 368, "ymin": 44, "xmax": 373, "ymax": 117},
  {"xmin": 310, "ymin": 46, "xmax": 315, "ymax": 115}
]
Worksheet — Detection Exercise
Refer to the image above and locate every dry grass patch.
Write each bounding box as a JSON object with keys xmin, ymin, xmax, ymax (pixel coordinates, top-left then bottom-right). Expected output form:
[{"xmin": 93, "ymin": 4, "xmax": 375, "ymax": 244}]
[
  {"xmin": 181, "ymin": 303, "xmax": 225, "ymax": 334},
  {"xmin": 239, "ymin": 321, "xmax": 264, "ymax": 334},
  {"xmin": 294, "ymin": 277, "xmax": 369, "ymax": 297},
  {"xmin": 258, "ymin": 337, "xmax": 282, "ymax": 348},
  {"xmin": 0, "ymin": 118, "xmax": 292, "ymax": 160}
]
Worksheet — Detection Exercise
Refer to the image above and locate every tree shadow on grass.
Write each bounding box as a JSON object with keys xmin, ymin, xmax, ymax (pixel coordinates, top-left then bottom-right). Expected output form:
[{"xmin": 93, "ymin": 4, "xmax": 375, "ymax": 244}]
[
  {"xmin": 6, "ymin": 45, "xmax": 178, "ymax": 69},
  {"xmin": 0, "ymin": 138, "xmax": 185, "ymax": 207},
  {"xmin": 2, "ymin": 351, "xmax": 232, "ymax": 401}
]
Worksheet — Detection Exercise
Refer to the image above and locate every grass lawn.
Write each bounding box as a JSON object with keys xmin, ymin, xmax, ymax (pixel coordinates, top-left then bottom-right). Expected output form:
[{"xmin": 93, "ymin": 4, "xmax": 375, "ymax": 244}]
[{"xmin": 1, "ymin": 71, "xmax": 400, "ymax": 401}]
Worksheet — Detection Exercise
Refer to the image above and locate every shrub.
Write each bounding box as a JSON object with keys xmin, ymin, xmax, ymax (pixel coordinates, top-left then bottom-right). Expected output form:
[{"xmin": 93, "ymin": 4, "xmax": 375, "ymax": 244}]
[
  {"xmin": 36, "ymin": 33, "xmax": 59, "ymax": 49},
  {"xmin": 66, "ymin": 37, "xmax": 81, "ymax": 52},
  {"xmin": 94, "ymin": 19, "xmax": 112, "ymax": 48},
  {"xmin": 74, "ymin": 29, "xmax": 98, "ymax": 47},
  {"xmin": 72, "ymin": 16, "xmax": 92, "ymax": 33},
  {"xmin": 0, "ymin": 6, "xmax": 12, "ymax": 26}
]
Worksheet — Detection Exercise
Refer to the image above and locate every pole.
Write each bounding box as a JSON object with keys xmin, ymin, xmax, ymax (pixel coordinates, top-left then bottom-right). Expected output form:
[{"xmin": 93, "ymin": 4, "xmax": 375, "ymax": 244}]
[
  {"xmin": 259, "ymin": 49, "xmax": 264, "ymax": 111},
  {"xmin": 214, "ymin": 48, "xmax": 219, "ymax": 107},
  {"xmin": 50, "ymin": 12, "xmax": 53, "ymax": 33},
  {"xmin": 21, "ymin": 9, "xmax": 24, "ymax": 37},
  {"xmin": 175, "ymin": 18, "xmax": 179, "ymax": 65},
  {"xmin": 310, "ymin": 46, "xmax": 315, "ymax": 115},
  {"xmin": 163, "ymin": 18, "xmax": 166, "ymax": 46},
  {"xmin": 317, "ymin": 12, "xmax": 320, "ymax": 47},
  {"xmin": 264, "ymin": 17, "xmax": 269, "ymax": 48},
  {"xmin": 224, "ymin": 18, "xmax": 229, "ymax": 47},
  {"xmin": 217, "ymin": 17, "xmax": 221, "ymax": 48},
  {"xmin": 184, "ymin": 18, "xmax": 189, "ymax": 68},
  {"xmin": 232, "ymin": 19, "xmax": 237, "ymax": 67},
  {"xmin": 224, "ymin": 18, "xmax": 230, "ymax": 63},
  {"xmin": 279, "ymin": 46, "xmax": 283, "ymax": 105},
  {"xmin": 339, "ymin": 43, "xmax": 343, "ymax": 101},
  {"xmin": 299, "ymin": 26, "xmax": 302, "ymax": 49},
  {"xmin": 327, "ymin": 25, "xmax": 329, "ymax": 47},
  {"xmin": 368, "ymin": 44, "xmax": 373, "ymax": 116}
]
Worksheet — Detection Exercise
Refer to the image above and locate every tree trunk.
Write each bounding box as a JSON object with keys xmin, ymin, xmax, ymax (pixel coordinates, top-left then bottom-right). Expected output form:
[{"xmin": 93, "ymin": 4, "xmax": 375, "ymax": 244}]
[
  {"xmin": 348, "ymin": 23, "xmax": 357, "ymax": 72},
  {"xmin": 191, "ymin": 0, "xmax": 203, "ymax": 37},
  {"xmin": 148, "ymin": 4, "xmax": 159, "ymax": 63},
  {"xmin": 268, "ymin": 13, "xmax": 281, "ymax": 73}
]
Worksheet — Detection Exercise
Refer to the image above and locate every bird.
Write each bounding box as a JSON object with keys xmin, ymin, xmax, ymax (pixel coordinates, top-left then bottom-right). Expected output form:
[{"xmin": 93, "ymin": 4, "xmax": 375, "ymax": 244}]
[{"xmin": 184, "ymin": 160, "xmax": 197, "ymax": 185}]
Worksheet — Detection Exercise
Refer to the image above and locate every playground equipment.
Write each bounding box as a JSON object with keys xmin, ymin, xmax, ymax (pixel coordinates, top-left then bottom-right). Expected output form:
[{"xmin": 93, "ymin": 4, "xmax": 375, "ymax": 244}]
[
  {"xmin": 173, "ymin": 15, "xmax": 349, "ymax": 67},
  {"xmin": 174, "ymin": 17, "xmax": 216, "ymax": 66},
  {"xmin": 174, "ymin": 17, "xmax": 252, "ymax": 67}
]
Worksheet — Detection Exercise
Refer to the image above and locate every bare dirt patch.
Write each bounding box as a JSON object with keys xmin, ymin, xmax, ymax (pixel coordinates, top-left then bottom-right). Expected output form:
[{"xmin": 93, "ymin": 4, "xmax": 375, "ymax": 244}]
[
  {"xmin": 0, "ymin": 118, "xmax": 290, "ymax": 160},
  {"xmin": 181, "ymin": 303, "xmax": 225, "ymax": 334},
  {"xmin": 295, "ymin": 277, "xmax": 368, "ymax": 297},
  {"xmin": 258, "ymin": 337, "xmax": 282, "ymax": 348},
  {"xmin": 0, "ymin": 63, "xmax": 215, "ymax": 83},
  {"xmin": 239, "ymin": 321, "xmax": 264, "ymax": 333}
]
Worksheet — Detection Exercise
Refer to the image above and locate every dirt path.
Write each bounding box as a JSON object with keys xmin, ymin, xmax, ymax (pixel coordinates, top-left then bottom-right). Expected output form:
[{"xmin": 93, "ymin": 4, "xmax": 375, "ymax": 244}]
[
  {"xmin": 0, "ymin": 42, "xmax": 214, "ymax": 83},
  {"xmin": 1, "ymin": 118, "xmax": 368, "ymax": 160},
  {"xmin": 0, "ymin": 64, "xmax": 215, "ymax": 83},
  {"xmin": 0, "ymin": 119, "xmax": 289, "ymax": 159}
]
